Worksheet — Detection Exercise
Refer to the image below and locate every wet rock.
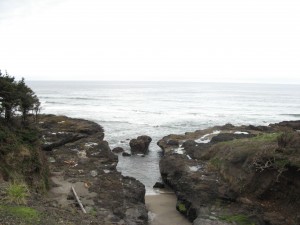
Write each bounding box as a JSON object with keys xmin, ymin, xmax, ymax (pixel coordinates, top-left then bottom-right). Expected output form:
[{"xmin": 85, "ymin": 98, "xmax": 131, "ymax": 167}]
[
  {"xmin": 273, "ymin": 120, "xmax": 300, "ymax": 130},
  {"xmin": 246, "ymin": 124, "xmax": 272, "ymax": 132},
  {"xmin": 122, "ymin": 152, "xmax": 131, "ymax": 157},
  {"xmin": 210, "ymin": 133, "xmax": 255, "ymax": 144},
  {"xmin": 182, "ymin": 140, "xmax": 197, "ymax": 148},
  {"xmin": 129, "ymin": 135, "xmax": 152, "ymax": 154},
  {"xmin": 112, "ymin": 147, "xmax": 124, "ymax": 153},
  {"xmin": 222, "ymin": 123, "xmax": 235, "ymax": 130},
  {"xmin": 125, "ymin": 207, "xmax": 148, "ymax": 224},
  {"xmin": 153, "ymin": 182, "xmax": 165, "ymax": 188},
  {"xmin": 86, "ymin": 140, "xmax": 118, "ymax": 163},
  {"xmin": 158, "ymin": 123, "xmax": 300, "ymax": 225},
  {"xmin": 193, "ymin": 218, "xmax": 231, "ymax": 225},
  {"xmin": 167, "ymin": 139, "xmax": 179, "ymax": 146}
]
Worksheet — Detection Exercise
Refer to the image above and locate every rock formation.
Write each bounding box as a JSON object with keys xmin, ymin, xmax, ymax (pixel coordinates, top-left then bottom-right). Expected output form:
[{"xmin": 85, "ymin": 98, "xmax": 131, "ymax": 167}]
[
  {"xmin": 158, "ymin": 122, "xmax": 300, "ymax": 225},
  {"xmin": 129, "ymin": 135, "xmax": 152, "ymax": 154},
  {"xmin": 112, "ymin": 147, "xmax": 124, "ymax": 153},
  {"xmin": 38, "ymin": 115, "xmax": 148, "ymax": 225}
]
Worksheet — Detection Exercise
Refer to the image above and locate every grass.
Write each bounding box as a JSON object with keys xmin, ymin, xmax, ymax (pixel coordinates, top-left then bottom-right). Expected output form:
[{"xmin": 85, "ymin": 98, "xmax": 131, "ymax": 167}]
[
  {"xmin": 0, "ymin": 205, "xmax": 40, "ymax": 224},
  {"xmin": 251, "ymin": 133, "xmax": 280, "ymax": 142},
  {"xmin": 208, "ymin": 157, "xmax": 222, "ymax": 170},
  {"xmin": 177, "ymin": 202, "xmax": 187, "ymax": 213},
  {"xmin": 220, "ymin": 133, "xmax": 279, "ymax": 149},
  {"xmin": 207, "ymin": 133, "xmax": 281, "ymax": 163},
  {"xmin": 5, "ymin": 182, "xmax": 30, "ymax": 205},
  {"xmin": 219, "ymin": 214, "xmax": 255, "ymax": 225}
]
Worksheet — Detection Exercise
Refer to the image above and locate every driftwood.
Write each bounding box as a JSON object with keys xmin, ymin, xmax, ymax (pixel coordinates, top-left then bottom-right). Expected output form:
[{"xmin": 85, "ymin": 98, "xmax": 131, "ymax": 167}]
[
  {"xmin": 42, "ymin": 134, "xmax": 87, "ymax": 151},
  {"xmin": 71, "ymin": 186, "xmax": 87, "ymax": 213}
]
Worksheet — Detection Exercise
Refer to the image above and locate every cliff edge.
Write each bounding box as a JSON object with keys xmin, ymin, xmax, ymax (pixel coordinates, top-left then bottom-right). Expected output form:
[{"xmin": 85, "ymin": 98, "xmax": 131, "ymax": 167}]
[
  {"xmin": 0, "ymin": 114, "xmax": 148, "ymax": 225},
  {"xmin": 158, "ymin": 121, "xmax": 300, "ymax": 225}
]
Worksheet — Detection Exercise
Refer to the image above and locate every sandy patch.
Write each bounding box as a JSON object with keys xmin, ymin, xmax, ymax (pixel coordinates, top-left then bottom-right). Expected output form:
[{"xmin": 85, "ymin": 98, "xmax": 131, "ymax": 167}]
[
  {"xmin": 49, "ymin": 174, "xmax": 97, "ymax": 208},
  {"xmin": 146, "ymin": 192, "xmax": 191, "ymax": 225}
]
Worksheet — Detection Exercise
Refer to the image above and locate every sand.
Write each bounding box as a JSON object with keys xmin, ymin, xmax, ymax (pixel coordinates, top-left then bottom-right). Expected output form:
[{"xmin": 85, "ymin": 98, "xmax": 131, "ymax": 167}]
[{"xmin": 146, "ymin": 192, "xmax": 192, "ymax": 225}]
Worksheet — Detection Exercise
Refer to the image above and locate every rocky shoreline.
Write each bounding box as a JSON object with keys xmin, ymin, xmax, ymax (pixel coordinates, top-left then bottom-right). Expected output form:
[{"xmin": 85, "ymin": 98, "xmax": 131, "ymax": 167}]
[
  {"xmin": 157, "ymin": 121, "xmax": 300, "ymax": 225},
  {"xmin": 0, "ymin": 114, "xmax": 149, "ymax": 225},
  {"xmin": 40, "ymin": 114, "xmax": 149, "ymax": 225},
  {"xmin": 2, "ymin": 114, "xmax": 300, "ymax": 225}
]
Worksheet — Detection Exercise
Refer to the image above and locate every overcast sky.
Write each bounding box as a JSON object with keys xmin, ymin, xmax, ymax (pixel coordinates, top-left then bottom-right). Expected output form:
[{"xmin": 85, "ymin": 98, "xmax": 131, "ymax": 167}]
[{"xmin": 0, "ymin": 0, "xmax": 299, "ymax": 83}]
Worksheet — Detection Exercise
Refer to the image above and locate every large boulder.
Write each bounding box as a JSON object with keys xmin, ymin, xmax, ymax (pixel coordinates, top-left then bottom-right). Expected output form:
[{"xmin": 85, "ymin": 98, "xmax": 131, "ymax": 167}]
[
  {"xmin": 112, "ymin": 147, "xmax": 124, "ymax": 153},
  {"xmin": 129, "ymin": 135, "xmax": 152, "ymax": 154}
]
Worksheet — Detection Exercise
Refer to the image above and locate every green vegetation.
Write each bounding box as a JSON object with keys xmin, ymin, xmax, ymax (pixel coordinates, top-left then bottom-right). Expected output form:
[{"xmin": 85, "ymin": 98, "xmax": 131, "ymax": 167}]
[
  {"xmin": 0, "ymin": 123, "xmax": 49, "ymax": 191},
  {"xmin": 5, "ymin": 182, "xmax": 30, "ymax": 205},
  {"xmin": 251, "ymin": 132, "xmax": 279, "ymax": 142},
  {"xmin": 209, "ymin": 157, "xmax": 222, "ymax": 170},
  {"xmin": 277, "ymin": 131, "xmax": 295, "ymax": 148},
  {"xmin": 220, "ymin": 133, "xmax": 279, "ymax": 149},
  {"xmin": 0, "ymin": 70, "xmax": 40, "ymax": 124},
  {"xmin": 177, "ymin": 202, "xmax": 187, "ymax": 213},
  {"xmin": 89, "ymin": 207, "xmax": 98, "ymax": 216},
  {"xmin": 219, "ymin": 214, "xmax": 255, "ymax": 225},
  {"xmin": 201, "ymin": 131, "xmax": 300, "ymax": 197},
  {"xmin": 0, "ymin": 205, "xmax": 40, "ymax": 224},
  {"xmin": 0, "ymin": 72, "xmax": 49, "ymax": 192}
]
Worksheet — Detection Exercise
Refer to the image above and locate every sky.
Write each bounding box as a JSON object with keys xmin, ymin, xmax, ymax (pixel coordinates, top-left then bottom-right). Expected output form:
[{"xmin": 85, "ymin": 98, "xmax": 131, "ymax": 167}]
[{"xmin": 0, "ymin": 0, "xmax": 299, "ymax": 83}]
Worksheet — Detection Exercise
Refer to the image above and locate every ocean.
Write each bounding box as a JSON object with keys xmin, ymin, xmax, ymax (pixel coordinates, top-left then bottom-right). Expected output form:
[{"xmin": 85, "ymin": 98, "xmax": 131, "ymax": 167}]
[{"xmin": 28, "ymin": 81, "xmax": 300, "ymax": 194}]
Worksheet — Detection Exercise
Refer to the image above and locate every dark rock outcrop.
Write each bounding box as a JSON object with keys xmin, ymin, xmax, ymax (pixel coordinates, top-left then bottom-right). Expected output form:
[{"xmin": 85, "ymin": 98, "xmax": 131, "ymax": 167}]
[
  {"xmin": 37, "ymin": 115, "xmax": 148, "ymax": 225},
  {"xmin": 153, "ymin": 182, "xmax": 165, "ymax": 189},
  {"xmin": 158, "ymin": 123, "xmax": 300, "ymax": 225},
  {"xmin": 167, "ymin": 139, "xmax": 179, "ymax": 146},
  {"xmin": 271, "ymin": 120, "xmax": 300, "ymax": 130},
  {"xmin": 112, "ymin": 147, "xmax": 124, "ymax": 153},
  {"xmin": 210, "ymin": 133, "xmax": 255, "ymax": 144},
  {"xmin": 129, "ymin": 135, "xmax": 152, "ymax": 154},
  {"xmin": 122, "ymin": 152, "xmax": 132, "ymax": 157}
]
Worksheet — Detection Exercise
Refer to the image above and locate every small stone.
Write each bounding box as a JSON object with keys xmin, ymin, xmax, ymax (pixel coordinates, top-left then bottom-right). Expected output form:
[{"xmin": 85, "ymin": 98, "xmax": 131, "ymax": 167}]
[
  {"xmin": 103, "ymin": 169, "xmax": 110, "ymax": 174},
  {"xmin": 90, "ymin": 170, "xmax": 98, "ymax": 177},
  {"xmin": 153, "ymin": 182, "xmax": 165, "ymax": 188},
  {"xmin": 48, "ymin": 157, "xmax": 56, "ymax": 163}
]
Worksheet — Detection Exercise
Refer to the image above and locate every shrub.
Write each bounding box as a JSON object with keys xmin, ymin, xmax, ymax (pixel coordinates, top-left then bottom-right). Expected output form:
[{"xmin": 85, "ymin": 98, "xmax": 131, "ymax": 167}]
[
  {"xmin": 5, "ymin": 182, "xmax": 30, "ymax": 204},
  {"xmin": 208, "ymin": 157, "xmax": 222, "ymax": 170},
  {"xmin": 278, "ymin": 132, "xmax": 294, "ymax": 147}
]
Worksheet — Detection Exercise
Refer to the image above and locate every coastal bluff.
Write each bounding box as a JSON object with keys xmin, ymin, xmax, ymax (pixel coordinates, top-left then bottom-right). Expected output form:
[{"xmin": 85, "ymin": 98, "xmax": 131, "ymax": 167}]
[
  {"xmin": 158, "ymin": 121, "xmax": 300, "ymax": 225},
  {"xmin": 0, "ymin": 114, "xmax": 148, "ymax": 225},
  {"xmin": 40, "ymin": 115, "xmax": 148, "ymax": 225}
]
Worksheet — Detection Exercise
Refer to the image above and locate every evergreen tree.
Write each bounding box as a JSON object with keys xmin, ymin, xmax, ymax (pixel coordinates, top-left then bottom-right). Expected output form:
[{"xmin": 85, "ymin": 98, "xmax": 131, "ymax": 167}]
[
  {"xmin": 0, "ymin": 71, "xmax": 18, "ymax": 121},
  {"xmin": 0, "ymin": 70, "xmax": 40, "ymax": 124}
]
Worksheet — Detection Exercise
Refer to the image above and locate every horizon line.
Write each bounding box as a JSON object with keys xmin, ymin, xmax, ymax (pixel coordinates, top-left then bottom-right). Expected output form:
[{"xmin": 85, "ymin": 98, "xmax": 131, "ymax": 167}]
[{"xmin": 26, "ymin": 79, "xmax": 300, "ymax": 85}]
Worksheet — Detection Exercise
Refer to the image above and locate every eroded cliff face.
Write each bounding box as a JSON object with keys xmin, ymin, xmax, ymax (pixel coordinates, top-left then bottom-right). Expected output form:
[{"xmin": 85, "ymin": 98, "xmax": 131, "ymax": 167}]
[
  {"xmin": 158, "ymin": 121, "xmax": 300, "ymax": 225},
  {"xmin": 0, "ymin": 121, "xmax": 49, "ymax": 192}
]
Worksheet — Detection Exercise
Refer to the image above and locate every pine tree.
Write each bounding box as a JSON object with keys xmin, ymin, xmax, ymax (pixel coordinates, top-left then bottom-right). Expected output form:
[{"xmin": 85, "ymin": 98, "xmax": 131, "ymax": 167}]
[{"xmin": 0, "ymin": 70, "xmax": 40, "ymax": 124}]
